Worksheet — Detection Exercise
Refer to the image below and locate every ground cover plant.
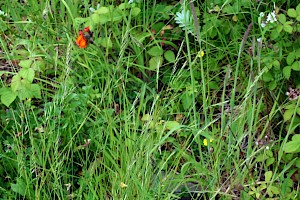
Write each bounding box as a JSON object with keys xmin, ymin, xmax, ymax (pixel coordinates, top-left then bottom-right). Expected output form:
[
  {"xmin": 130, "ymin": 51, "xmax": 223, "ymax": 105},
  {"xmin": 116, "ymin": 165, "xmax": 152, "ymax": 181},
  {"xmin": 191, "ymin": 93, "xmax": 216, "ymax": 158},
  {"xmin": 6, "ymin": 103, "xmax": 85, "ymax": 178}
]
[{"xmin": 0, "ymin": 0, "xmax": 300, "ymax": 199}]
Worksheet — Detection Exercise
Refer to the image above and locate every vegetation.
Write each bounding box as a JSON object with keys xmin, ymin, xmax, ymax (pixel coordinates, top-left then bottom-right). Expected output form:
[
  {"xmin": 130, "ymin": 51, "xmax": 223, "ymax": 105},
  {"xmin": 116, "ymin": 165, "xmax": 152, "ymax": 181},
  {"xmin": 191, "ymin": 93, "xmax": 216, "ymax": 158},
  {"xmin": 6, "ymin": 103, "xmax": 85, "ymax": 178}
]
[{"xmin": 0, "ymin": 0, "xmax": 300, "ymax": 199}]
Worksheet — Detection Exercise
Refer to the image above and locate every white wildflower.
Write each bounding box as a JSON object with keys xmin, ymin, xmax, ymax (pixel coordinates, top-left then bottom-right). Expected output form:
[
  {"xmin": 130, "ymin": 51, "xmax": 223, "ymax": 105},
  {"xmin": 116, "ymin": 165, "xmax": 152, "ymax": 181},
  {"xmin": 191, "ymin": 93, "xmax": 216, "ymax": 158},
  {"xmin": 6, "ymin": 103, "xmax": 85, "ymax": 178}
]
[
  {"xmin": 0, "ymin": 10, "xmax": 7, "ymax": 17},
  {"xmin": 266, "ymin": 11, "xmax": 277, "ymax": 23},
  {"xmin": 261, "ymin": 21, "xmax": 266, "ymax": 28},
  {"xmin": 259, "ymin": 12, "xmax": 265, "ymax": 17},
  {"xmin": 257, "ymin": 38, "xmax": 262, "ymax": 43}
]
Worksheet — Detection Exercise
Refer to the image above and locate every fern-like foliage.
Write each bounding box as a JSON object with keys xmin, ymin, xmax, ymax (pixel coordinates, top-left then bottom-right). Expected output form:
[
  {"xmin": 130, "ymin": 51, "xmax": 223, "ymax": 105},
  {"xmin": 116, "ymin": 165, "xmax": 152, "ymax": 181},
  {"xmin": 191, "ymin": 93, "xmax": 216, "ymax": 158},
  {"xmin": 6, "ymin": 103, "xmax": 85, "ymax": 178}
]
[{"xmin": 175, "ymin": 9, "xmax": 195, "ymax": 37}]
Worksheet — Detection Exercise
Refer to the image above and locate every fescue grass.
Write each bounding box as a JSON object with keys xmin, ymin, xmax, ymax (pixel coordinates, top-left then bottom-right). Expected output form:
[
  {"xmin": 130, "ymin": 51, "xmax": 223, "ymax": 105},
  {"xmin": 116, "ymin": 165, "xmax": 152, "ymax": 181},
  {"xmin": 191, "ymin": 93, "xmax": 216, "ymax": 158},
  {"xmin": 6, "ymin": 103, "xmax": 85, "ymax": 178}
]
[{"xmin": 1, "ymin": 0, "xmax": 300, "ymax": 199}]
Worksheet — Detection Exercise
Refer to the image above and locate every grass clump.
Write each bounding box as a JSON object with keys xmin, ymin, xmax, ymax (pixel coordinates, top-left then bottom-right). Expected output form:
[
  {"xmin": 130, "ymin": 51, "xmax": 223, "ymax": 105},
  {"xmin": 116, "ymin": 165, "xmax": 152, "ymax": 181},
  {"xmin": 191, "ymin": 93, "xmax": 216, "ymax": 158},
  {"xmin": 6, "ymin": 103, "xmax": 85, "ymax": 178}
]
[{"xmin": 0, "ymin": 0, "xmax": 300, "ymax": 199}]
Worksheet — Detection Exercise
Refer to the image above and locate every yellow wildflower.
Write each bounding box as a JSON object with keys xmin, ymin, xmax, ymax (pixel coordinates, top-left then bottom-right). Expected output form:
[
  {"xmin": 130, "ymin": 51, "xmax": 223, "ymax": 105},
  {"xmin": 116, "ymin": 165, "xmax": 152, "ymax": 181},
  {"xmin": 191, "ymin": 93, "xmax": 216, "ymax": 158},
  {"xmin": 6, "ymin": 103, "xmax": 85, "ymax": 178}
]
[
  {"xmin": 197, "ymin": 51, "xmax": 204, "ymax": 58},
  {"xmin": 203, "ymin": 138, "xmax": 213, "ymax": 146},
  {"xmin": 120, "ymin": 182, "xmax": 128, "ymax": 188}
]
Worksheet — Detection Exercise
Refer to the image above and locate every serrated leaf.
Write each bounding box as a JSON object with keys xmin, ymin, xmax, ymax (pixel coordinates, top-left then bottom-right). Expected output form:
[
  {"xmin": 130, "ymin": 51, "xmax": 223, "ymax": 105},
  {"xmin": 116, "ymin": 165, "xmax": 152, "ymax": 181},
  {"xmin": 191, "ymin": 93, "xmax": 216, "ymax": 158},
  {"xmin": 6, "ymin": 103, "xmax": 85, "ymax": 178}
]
[
  {"xmin": 283, "ymin": 66, "xmax": 291, "ymax": 79},
  {"xmin": 11, "ymin": 74, "xmax": 22, "ymax": 92},
  {"xmin": 149, "ymin": 56, "xmax": 163, "ymax": 71},
  {"xmin": 32, "ymin": 60, "xmax": 45, "ymax": 72},
  {"xmin": 19, "ymin": 67, "xmax": 34, "ymax": 83},
  {"xmin": 265, "ymin": 171, "xmax": 272, "ymax": 183},
  {"xmin": 147, "ymin": 46, "xmax": 163, "ymax": 57},
  {"xmin": 0, "ymin": 87, "xmax": 16, "ymax": 107},
  {"xmin": 11, "ymin": 179, "xmax": 26, "ymax": 196},
  {"xmin": 284, "ymin": 140, "xmax": 300, "ymax": 153},
  {"xmin": 267, "ymin": 185, "xmax": 280, "ymax": 197},
  {"xmin": 164, "ymin": 50, "xmax": 175, "ymax": 63},
  {"xmin": 19, "ymin": 59, "xmax": 32, "ymax": 68},
  {"xmin": 287, "ymin": 9, "xmax": 297, "ymax": 18},
  {"xmin": 165, "ymin": 121, "xmax": 180, "ymax": 130},
  {"xmin": 284, "ymin": 109, "xmax": 294, "ymax": 121},
  {"xmin": 31, "ymin": 84, "xmax": 41, "ymax": 99}
]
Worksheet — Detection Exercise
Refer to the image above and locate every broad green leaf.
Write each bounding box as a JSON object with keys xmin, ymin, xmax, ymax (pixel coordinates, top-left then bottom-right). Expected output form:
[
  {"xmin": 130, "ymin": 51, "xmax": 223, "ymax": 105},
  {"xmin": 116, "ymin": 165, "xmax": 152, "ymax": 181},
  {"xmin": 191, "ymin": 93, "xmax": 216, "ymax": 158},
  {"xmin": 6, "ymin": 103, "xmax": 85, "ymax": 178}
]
[
  {"xmin": 19, "ymin": 67, "xmax": 34, "ymax": 82},
  {"xmin": 74, "ymin": 17, "xmax": 88, "ymax": 27},
  {"xmin": 287, "ymin": 9, "xmax": 297, "ymax": 18},
  {"xmin": 272, "ymin": 60, "xmax": 280, "ymax": 70},
  {"xmin": 99, "ymin": 37, "xmax": 113, "ymax": 49},
  {"xmin": 147, "ymin": 46, "xmax": 163, "ymax": 57},
  {"xmin": 278, "ymin": 14, "xmax": 286, "ymax": 24},
  {"xmin": 291, "ymin": 61, "xmax": 300, "ymax": 71},
  {"xmin": 11, "ymin": 74, "xmax": 22, "ymax": 92},
  {"xmin": 165, "ymin": 121, "xmax": 180, "ymax": 130},
  {"xmin": 0, "ymin": 87, "xmax": 16, "ymax": 107},
  {"xmin": 11, "ymin": 179, "xmax": 26, "ymax": 196},
  {"xmin": 292, "ymin": 134, "xmax": 300, "ymax": 141},
  {"xmin": 32, "ymin": 60, "xmax": 45, "ymax": 72},
  {"xmin": 296, "ymin": 49, "xmax": 300, "ymax": 58},
  {"xmin": 285, "ymin": 103, "xmax": 296, "ymax": 109},
  {"xmin": 283, "ymin": 66, "xmax": 291, "ymax": 79},
  {"xmin": 268, "ymin": 80, "xmax": 276, "ymax": 90},
  {"xmin": 276, "ymin": 24, "xmax": 283, "ymax": 33},
  {"xmin": 132, "ymin": 7, "xmax": 141, "ymax": 17},
  {"xmin": 297, "ymin": 15, "xmax": 300, "ymax": 22},
  {"xmin": 283, "ymin": 109, "xmax": 294, "ymax": 121},
  {"xmin": 297, "ymin": 108, "xmax": 300, "ymax": 115},
  {"xmin": 267, "ymin": 185, "xmax": 280, "ymax": 197},
  {"xmin": 95, "ymin": 7, "xmax": 109, "ymax": 14},
  {"xmin": 265, "ymin": 171, "xmax": 272, "ymax": 182},
  {"xmin": 295, "ymin": 158, "xmax": 300, "ymax": 168},
  {"xmin": 118, "ymin": 3, "xmax": 131, "ymax": 10},
  {"xmin": 284, "ymin": 140, "xmax": 300, "ymax": 153},
  {"xmin": 284, "ymin": 24, "xmax": 293, "ymax": 33},
  {"xmin": 90, "ymin": 13, "xmax": 102, "ymax": 24},
  {"xmin": 31, "ymin": 84, "xmax": 41, "ymax": 99},
  {"xmin": 297, "ymin": 4, "xmax": 300, "ymax": 15},
  {"xmin": 286, "ymin": 52, "xmax": 295, "ymax": 65},
  {"xmin": 262, "ymin": 71, "xmax": 273, "ymax": 82},
  {"xmin": 271, "ymin": 29, "xmax": 280, "ymax": 40},
  {"xmin": 181, "ymin": 91, "xmax": 193, "ymax": 111},
  {"xmin": 18, "ymin": 79, "xmax": 32, "ymax": 100},
  {"xmin": 149, "ymin": 56, "xmax": 163, "ymax": 70},
  {"xmin": 19, "ymin": 59, "xmax": 32, "ymax": 68},
  {"xmin": 209, "ymin": 81, "xmax": 219, "ymax": 90},
  {"xmin": 266, "ymin": 157, "xmax": 275, "ymax": 167},
  {"xmin": 164, "ymin": 50, "xmax": 175, "ymax": 63}
]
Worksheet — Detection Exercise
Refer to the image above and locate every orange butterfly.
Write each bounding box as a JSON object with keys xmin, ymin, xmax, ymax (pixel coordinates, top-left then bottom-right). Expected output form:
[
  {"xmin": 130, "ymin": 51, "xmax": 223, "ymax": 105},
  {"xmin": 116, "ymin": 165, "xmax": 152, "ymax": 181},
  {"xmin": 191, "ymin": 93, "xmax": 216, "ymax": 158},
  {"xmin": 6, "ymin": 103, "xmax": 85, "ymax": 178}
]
[{"xmin": 76, "ymin": 26, "xmax": 93, "ymax": 48}]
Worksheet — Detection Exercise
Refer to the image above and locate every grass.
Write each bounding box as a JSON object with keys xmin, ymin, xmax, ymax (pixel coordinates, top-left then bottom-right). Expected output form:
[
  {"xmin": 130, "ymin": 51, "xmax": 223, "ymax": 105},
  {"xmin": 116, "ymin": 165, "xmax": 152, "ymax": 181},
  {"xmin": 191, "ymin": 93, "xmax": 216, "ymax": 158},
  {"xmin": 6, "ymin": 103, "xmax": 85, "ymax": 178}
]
[{"xmin": 1, "ymin": 0, "xmax": 300, "ymax": 199}]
